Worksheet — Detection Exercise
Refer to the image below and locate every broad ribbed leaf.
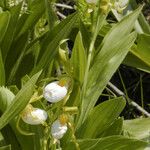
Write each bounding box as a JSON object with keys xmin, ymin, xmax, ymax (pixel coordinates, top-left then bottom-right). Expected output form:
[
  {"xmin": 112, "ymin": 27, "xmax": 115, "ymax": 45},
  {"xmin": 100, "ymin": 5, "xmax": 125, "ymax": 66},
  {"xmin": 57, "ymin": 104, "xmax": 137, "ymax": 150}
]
[
  {"xmin": 124, "ymin": 34, "xmax": 150, "ymax": 73},
  {"xmin": 1, "ymin": 125, "xmax": 21, "ymax": 150},
  {"xmin": 132, "ymin": 34, "xmax": 150, "ymax": 65},
  {"xmin": 32, "ymin": 12, "xmax": 79, "ymax": 74},
  {"xmin": 71, "ymin": 31, "xmax": 87, "ymax": 84},
  {"xmin": 0, "ymin": 1, "xmax": 5, "ymax": 8},
  {"xmin": 129, "ymin": 0, "xmax": 150, "ymax": 34},
  {"xmin": 124, "ymin": 52, "xmax": 150, "ymax": 73},
  {"xmin": 0, "ymin": 11, "xmax": 10, "ymax": 43},
  {"xmin": 0, "ymin": 51, "xmax": 5, "ymax": 86},
  {"xmin": 1, "ymin": 4, "xmax": 21, "ymax": 62},
  {"xmin": 100, "ymin": 117, "xmax": 123, "ymax": 137},
  {"xmin": 0, "ymin": 87, "xmax": 15, "ymax": 112},
  {"xmin": 78, "ymin": 32, "xmax": 137, "ymax": 127},
  {"xmin": 0, "ymin": 88, "xmax": 20, "ymax": 150},
  {"xmin": 77, "ymin": 97, "xmax": 126, "ymax": 138},
  {"xmin": 77, "ymin": 7, "xmax": 141, "ymax": 127},
  {"xmin": 0, "ymin": 86, "xmax": 44, "ymax": 150},
  {"xmin": 124, "ymin": 118, "xmax": 150, "ymax": 141},
  {"xmin": 0, "ymin": 71, "xmax": 41, "ymax": 129},
  {"xmin": 0, "ymin": 145, "xmax": 11, "ymax": 150},
  {"xmin": 7, "ymin": 33, "xmax": 29, "ymax": 84},
  {"xmin": 65, "ymin": 136, "xmax": 148, "ymax": 150},
  {"xmin": 17, "ymin": 0, "xmax": 45, "ymax": 38}
]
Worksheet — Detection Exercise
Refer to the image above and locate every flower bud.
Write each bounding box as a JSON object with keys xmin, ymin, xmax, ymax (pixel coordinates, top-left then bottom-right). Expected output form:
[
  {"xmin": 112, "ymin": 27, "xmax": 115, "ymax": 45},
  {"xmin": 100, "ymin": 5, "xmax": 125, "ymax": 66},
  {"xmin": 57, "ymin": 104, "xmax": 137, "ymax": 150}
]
[
  {"xmin": 21, "ymin": 105, "xmax": 47, "ymax": 125},
  {"xmin": 51, "ymin": 119, "xmax": 68, "ymax": 140},
  {"xmin": 43, "ymin": 81, "xmax": 68, "ymax": 103}
]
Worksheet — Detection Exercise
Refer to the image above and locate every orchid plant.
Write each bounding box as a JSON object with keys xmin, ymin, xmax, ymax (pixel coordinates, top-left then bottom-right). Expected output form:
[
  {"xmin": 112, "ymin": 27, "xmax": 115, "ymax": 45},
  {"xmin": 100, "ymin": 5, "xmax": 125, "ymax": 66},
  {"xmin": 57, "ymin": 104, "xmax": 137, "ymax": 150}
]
[{"xmin": 0, "ymin": 0, "xmax": 150, "ymax": 150}]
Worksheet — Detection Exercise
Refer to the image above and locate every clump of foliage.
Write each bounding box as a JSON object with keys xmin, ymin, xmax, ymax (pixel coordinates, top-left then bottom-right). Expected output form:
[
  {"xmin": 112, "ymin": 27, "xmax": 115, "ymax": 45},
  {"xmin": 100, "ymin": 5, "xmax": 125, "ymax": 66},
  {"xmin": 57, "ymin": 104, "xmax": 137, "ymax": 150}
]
[{"xmin": 0, "ymin": 0, "xmax": 150, "ymax": 150}]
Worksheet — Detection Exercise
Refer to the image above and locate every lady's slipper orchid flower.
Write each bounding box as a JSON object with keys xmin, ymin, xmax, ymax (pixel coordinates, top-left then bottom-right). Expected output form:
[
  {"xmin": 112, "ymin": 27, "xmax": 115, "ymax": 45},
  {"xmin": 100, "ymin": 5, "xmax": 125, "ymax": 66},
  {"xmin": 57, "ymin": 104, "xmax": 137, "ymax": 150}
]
[
  {"xmin": 43, "ymin": 81, "xmax": 68, "ymax": 103},
  {"xmin": 51, "ymin": 119, "xmax": 68, "ymax": 140},
  {"xmin": 21, "ymin": 105, "xmax": 47, "ymax": 125}
]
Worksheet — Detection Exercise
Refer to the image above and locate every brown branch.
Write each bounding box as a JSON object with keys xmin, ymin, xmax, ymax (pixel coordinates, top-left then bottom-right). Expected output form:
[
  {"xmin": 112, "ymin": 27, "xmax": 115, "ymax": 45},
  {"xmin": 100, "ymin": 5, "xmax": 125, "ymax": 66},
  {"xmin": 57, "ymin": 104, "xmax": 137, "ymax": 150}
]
[{"xmin": 107, "ymin": 82, "xmax": 150, "ymax": 117}]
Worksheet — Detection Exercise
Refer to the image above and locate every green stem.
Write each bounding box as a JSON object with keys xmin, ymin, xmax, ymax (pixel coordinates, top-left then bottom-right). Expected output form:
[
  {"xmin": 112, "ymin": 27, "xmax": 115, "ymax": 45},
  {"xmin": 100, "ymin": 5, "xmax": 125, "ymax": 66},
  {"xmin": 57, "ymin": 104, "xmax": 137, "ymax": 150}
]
[
  {"xmin": 140, "ymin": 74, "xmax": 144, "ymax": 116},
  {"xmin": 118, "ymin": 70, "xmax": 130, "ymax": 104},
  {"xmin": 68, "ymin": 122, "xmax": 80, "ymax": 150}
]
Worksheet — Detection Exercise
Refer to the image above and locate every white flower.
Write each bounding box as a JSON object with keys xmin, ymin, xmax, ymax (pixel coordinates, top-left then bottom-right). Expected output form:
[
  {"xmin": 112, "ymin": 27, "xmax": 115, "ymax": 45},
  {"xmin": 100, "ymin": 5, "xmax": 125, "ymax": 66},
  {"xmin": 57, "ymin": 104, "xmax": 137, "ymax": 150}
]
[
  {"xmin": 51, "ymin": 119, "xmax": 68, "ymax": 140},
  {"xmin": 114, "ymin": 0, "xmax": 129, "ymax": 13},
  {"xmin": 21, "ymin": 106, "xmax": 47, "ymax": 125},
  {"xmin": 43, "ymin": 81, "xmax": 68, "ymax": 103},
  {"xmin": 86, "ymin": 0, "xmax": 97, "ymax": 4}
]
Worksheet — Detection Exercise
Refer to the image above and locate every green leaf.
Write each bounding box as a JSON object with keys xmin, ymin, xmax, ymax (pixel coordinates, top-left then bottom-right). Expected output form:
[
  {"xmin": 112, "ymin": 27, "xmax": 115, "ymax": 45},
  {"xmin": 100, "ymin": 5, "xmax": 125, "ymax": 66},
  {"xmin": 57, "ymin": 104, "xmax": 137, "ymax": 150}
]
[
  {"xmin": 1, "ymin": 125, "xmax": 21, "ymax": 150},
  {"xmin": 0, "ymin": 71, "xmax": 41, "ymax": 129},
  {"xmin": 0, "ymin": 11, "xmax": 10, "ymax": 43},
  {"xmin": 129, "ymin": 0, "xmax": 150, "ymax": 34},
  {"xmin": 100, "ymin": 117, "xmax": 123, "ymax": 137},
  {"xmin": 44, "ymin": 0, "xmax": 57, "ymax": 30},
  {"xmin": 133, "ymin": 34, "xmax": 150, "ymax": 65},
  {"xmin": 78, "ymin": 32, "xmax": 136, "ymax": 127},
  {"xmin": 71, "ymin": 31, "xmax": 87, "ymax": 84},
  {"xmin": 79, "ymin": 21, "xmax": 91, "ymax": 51},
  {"xmin": 0, "ymin": 87, "xmax": 15, "ymax": 112},
  {"xmin": 0, "ymin": 86, "xmax": 47, "ymax": 150},
  {"xmin": 76, "ymin": 97, "xmax": 126, "ymax": 138},
  {"xmin": 32, "ymin": 12, "xmax": 79, "ymax": 74},
  {"xmin": 124, "ymin": 118, "xmax": 150, "ymax": 141},
  {"xmin": 7, "ymin": 33, "xmax": 29, "ymax": 84},
  {"xmin": 77, "ymin": 7, "xmax": 141, "ymax": 127},
  {"xmin": 66, "ymin": 136, "xmax": 148, "ymax": 150},
  {"xmin": 0, "ymin": 145, "xmax": 11, "ymax": 150},
  {"xmin": 0, "ymin": 132, "xmax": 5, "ymax": 147},
  {"xmin": 123, "ymin": 52, "xmax": 150, "ymax": 73},
  {"xmin": 1, "ymin": 4, "xmax": 21, "ymax": 62},
  {"xmin": 0, "ymin": 51, "xmax": 5, "ymax": 86},
  {"xmin": 0, "ymin": 88, "xmax": 20, "ymax": 150},
  {"xmin": 17, "ymin": 0, "xmax": 45, "ymax": 38},
  {"xmin": 0, "ymin": 1, "xmax": 5, "ymax": 8},
  {"xmin": 124, "ymin": 34, "xmax": 150, "ymax": 73}
]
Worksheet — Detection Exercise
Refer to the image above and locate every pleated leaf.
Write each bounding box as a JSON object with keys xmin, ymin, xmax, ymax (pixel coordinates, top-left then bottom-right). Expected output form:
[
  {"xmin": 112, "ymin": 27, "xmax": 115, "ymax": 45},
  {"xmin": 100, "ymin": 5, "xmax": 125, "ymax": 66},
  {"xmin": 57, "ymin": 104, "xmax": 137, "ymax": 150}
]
[
  {"xmin": 16, "ymin": 0, "xmax": 45, "ymax": 38},
  {"xmin": 65, "ymin": 136, "xmax": 148, "ymax": 150},
  {"xmin": 0, "ymin": 51, "xmax": 5, "ymax": 86},
  {"xmin": 77, "ymin": 7, "xmax": 141, "ymax": 127},
  {"xmin": 1, "ymin": 4, "xmax": 21, "ymax": 62},
  {"xmin": 71, "ymin": 31, "xmax": 87, "ymax": 84},
  {"xmin": 77, "ymin": 97, "xmax": 126, "ymax": 138},
  {"xmin": 32, "ymin": 12, "xmax": 79, "ymax": 74},
  {"xmin": 124, "ymin": 118, "xmax": 150, "ymax": 141},
  {"xmin": 0, "ymin": 71, "xmax": 41, "ymax": 129},
  {"xmin": 0, "ymin": 11, "xmax": 10, "ymax": 43},
  {"xmin": 0, "ymin": 145, "xmax": 11, "ymax": 150}
]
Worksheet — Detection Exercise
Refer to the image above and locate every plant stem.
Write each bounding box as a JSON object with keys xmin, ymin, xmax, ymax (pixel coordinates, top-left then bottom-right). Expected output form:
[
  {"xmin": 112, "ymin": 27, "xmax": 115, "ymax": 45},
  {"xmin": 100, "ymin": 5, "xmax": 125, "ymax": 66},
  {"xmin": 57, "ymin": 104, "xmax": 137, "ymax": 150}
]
[
  {"xmin": 68, "ymin": 122, "xmax": 80, "ymax": 150},
  {"xmin": 140, "ymin": 74, "xmax": 144, "ymax": 109}
]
